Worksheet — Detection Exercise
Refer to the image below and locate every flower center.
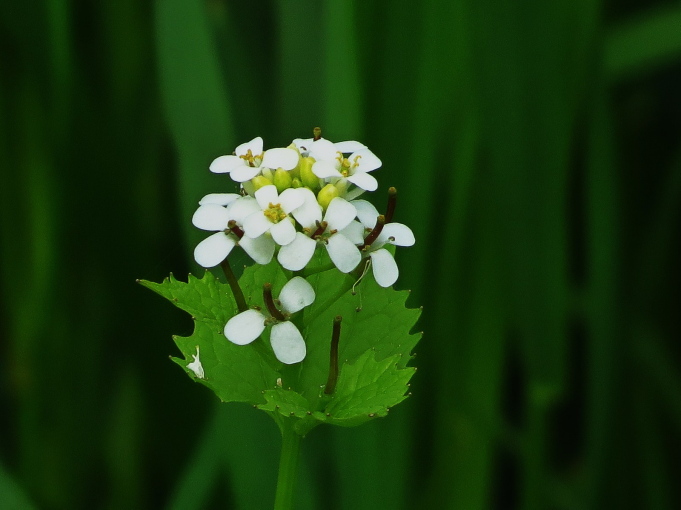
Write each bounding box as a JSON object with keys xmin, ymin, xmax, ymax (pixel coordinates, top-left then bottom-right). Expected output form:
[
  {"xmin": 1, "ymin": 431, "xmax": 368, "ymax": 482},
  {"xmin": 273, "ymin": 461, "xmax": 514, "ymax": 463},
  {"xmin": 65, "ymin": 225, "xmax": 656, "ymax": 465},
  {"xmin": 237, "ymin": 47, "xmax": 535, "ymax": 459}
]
[
  {"xmin": 335, "ymin": 152, "xmax": 362, "ymax": 177},
  {"xmin": 263, "ymin": 203, "xmax": 287, "ymax": 223},
  {"xmin": 239, "ymin": 149, "xmax": 262, "ymax": 167}
]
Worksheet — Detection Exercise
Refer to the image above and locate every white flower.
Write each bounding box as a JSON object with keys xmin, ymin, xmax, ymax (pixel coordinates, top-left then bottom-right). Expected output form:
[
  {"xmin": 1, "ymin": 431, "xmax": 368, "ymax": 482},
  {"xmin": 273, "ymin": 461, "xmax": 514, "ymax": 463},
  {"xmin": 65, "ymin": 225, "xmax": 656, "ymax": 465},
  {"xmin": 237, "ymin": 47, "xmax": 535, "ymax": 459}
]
[
  {"xmin": 292, "ymin": 137, "xmax": 366, "ymax": 157},
  {"xmin": 352, "ymin": 200, "xmax": 415, "ymax": 287},
  {"xmin": 187, "ymin": 346, "xmax": 205, "ymax": 379},
  {"xmin": 308, "ymin": 139, "xmax": 382, "ymax": 193},
  {"xmin": 192, "ymin": 195, "xmax": 275, "ymax": 267},
  {"xmin": 242, "ymin": 185, "xmax": 305, "ymax": 246},
  {"xmin": 223, "ymin": 277, "xmax": 315, "ymax": 364},
  {"xmin": 209, "ymin": 137, "xmax": 299, "ymax": 183},
  {"xmin": 278, "ymin": 189, "xmax": 362, "ymax": 272}
]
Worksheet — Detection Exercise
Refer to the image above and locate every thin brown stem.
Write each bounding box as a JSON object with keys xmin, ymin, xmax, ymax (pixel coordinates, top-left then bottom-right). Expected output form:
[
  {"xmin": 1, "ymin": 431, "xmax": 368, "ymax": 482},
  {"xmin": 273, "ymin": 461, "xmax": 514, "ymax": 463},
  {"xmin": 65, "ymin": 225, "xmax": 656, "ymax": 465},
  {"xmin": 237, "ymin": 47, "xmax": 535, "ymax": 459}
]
[
  {"xmin": 324, "ymin": 316, "xmax": 343, "ymax": 395},
  {"xmin": 385, "ymin": 187, "xmax": 397, "ymax": 223},
  {"xmin": 263, "ymin": 283, "xmax": 286, "ymax": 321},
  {"xmin": 220, "ymin": 258, "xmax": 248, "ymax": 312},
  {"xmin": 361, "ymin": 215, "xmax": 385, "ymax": 249}
]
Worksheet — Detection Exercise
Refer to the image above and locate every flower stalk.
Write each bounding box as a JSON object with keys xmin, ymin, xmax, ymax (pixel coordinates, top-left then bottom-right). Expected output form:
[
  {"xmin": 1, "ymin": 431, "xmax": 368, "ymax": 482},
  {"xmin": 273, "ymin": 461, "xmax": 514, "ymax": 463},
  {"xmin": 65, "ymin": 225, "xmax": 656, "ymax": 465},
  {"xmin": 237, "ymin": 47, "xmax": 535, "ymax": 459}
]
[
  {"xmin": 220, "ymin": 258, "xmax": 248, "ymax": 312},
  {"xmin": 264, "ymin": 283, "xmax": 287, "ymax": 321},
  {"xmin": 385, "ymin": 186, "xmax": 397, "ymax": 223},
  {"xmin": 273, "ymin": 421, "xmax": 301, "ymax": 510},
  {"xmin": 324, "ymin": 316, "xmax": 343, "ymax": 395}
]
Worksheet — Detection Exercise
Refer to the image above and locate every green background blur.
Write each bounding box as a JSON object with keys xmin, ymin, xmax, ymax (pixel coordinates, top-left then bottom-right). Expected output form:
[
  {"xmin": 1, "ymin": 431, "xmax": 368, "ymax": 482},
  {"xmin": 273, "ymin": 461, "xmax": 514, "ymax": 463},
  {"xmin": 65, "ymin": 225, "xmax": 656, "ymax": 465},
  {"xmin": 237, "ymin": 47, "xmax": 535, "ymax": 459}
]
[{"xmin": 1, "ymin": 0, "xmax": 680, "ymax": 508}]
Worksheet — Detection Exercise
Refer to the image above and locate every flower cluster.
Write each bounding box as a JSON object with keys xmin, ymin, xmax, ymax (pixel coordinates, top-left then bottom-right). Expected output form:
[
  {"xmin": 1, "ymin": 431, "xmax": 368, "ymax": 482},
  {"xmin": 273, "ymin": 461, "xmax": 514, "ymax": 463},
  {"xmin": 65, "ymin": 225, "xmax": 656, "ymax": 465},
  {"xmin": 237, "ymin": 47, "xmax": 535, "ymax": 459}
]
[{"xmin": 191, "ymin": 129, "xmax": 414, "ymax": 367}]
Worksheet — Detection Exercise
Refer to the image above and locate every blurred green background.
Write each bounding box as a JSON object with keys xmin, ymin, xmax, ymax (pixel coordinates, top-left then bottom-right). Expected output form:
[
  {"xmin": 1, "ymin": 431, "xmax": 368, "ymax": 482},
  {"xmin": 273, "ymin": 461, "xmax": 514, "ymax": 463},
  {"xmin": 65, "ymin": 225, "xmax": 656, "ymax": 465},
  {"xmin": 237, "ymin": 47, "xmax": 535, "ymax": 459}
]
[{"xmin": 1, "ymin": 0, "xmax": 680, "ymax": 508}]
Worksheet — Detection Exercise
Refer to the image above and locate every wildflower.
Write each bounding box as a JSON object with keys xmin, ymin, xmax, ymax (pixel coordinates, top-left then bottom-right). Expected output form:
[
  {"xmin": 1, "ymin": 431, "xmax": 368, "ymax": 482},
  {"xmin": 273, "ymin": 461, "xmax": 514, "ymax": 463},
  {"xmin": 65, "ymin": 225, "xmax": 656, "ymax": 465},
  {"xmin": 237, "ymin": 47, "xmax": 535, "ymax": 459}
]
[
  {"xmin": 353, "ymin": 200, "xmax": 415, "ymax": 287},
  {"xmin": 192, "ymin": 195, "xmax": 275, "ymax": 267},
  {"xmin": 278, "ymin": 189, "xmax": 361, "ymax": 272},
  {"xmin": 187, "ymin": 346, "xmax": 205, "ymax": 379},
  {"xmin": 224, "ymin": 277, "xmax": 315, "ymax": 364},
  {"xmin": 209, "ymin": 137, "xmax": 299, "ymax": 183},
  {"xmin": 292, "ymin": 137, "xmax": 367, "ymax": 157},
  {"xmin": 242, "ymin": 185, "xmax": 305, "ymax": 246},
  {"xmin": 308, "ymin": 139, "xmax": 382, "ymax": 193}
]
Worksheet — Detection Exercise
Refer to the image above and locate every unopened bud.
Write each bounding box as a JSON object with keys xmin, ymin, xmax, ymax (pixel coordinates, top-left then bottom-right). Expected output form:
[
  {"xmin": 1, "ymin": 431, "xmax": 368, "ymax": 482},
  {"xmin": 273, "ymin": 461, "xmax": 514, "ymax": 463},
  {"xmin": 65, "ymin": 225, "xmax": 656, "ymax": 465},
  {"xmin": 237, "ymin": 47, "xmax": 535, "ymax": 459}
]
[
  {"xmin": 317, "ymin": 183, "xmax": 340, "ymax": 210},
  {"xmin": 300, "ymin": 157, "xmax": 319, "ymax": 190},
  {"xmin": 241, "ymin": 180, "xmax": 256, "ymax": 196},
  {"xmin": 273, "ymin": 168, "xmax": 293, "ymax": 193},
  {"xmin": 291, "ymin": 177, "xmax": 302, "ymax": 188},
  {"xmin": 251, "ymin": 175, "xmax": 273, "ymax": 190},
  {"xmin": 261, "ymin": 168, "xmax": 274, "ymax": 182},
  {"xmin": 334, "ymin": 178, "xmax": 349, "ymax": 195}
]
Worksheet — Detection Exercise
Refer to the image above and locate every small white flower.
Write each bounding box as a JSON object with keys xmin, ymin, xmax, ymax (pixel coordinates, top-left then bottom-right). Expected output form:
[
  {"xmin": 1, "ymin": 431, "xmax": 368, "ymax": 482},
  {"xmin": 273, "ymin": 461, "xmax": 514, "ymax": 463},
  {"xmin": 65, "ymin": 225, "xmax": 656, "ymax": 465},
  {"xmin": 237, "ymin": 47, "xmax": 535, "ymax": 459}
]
[
  {"xmin": 278, "ymin": 189, "xmax": 361, "ymax": 273},
  {"xmin": 292, "ymin": 137, "xmax": 366, "ymax": 157},
  {"xmin": 224, "ymin": 277, "xmax": 315, "ymax": 364},
  {"xmin": 308, "ymin": 139, "xmax": 382, "ymax": 193},
  {"xmin": 187, "ymin": 346, "xmax": 205, "ymax": 379},
  {"xmin": 353, "ymin": 200, "xmax": 415, "ymax": 287},
  {"xmin": 242, "ymin": 185, "xmax": 305, "ymax": 246},
  {"xmin": 192, "ymin": 195, "xmax": 275, "ymax": 267},
  {"xmin": 209, "ymin": 137, "xmax": 299, "ymax": 183}
]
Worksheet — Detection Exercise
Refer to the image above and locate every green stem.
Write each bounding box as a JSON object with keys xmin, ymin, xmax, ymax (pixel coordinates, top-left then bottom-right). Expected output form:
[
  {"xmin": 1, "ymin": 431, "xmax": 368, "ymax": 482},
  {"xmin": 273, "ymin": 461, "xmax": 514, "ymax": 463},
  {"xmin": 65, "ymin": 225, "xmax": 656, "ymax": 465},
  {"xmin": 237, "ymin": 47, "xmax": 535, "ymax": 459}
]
[{"xmin": 273, "ymin": 422, "xmax": 301, "ymax": 510}]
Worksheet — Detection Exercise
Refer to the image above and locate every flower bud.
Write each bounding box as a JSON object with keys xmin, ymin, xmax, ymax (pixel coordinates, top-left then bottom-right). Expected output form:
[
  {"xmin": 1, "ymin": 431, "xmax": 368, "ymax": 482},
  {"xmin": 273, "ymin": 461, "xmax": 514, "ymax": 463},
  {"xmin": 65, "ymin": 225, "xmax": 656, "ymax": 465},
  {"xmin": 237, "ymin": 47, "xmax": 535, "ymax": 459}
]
[
  {"xmin": 317, "ymin": 183, "xmax": 340, "ymax": 210},
  {"xmin": 300, "ymin": 157, "xmax": 319, "ymax": 190},
  {"xmin": 334, "ymin": 178, "xmax": 349, "ymax": 196},
  {"xmin": 291, "ymin": 177, "xmax": 302, "ymax": 188},
  {"xmin": 251, "ymin": 175, "xmax": 273, "ymax": 190},
  {"xmin": 273, "ymin": 168, "xmax": 293, "ymax": 193},
  {"xmin": 261, "ymin": 168, "xmax": 274, "ymax": 182},
  {"xmin": 241, "ymin": 180, "xmax": 256, "ymax": 196}
]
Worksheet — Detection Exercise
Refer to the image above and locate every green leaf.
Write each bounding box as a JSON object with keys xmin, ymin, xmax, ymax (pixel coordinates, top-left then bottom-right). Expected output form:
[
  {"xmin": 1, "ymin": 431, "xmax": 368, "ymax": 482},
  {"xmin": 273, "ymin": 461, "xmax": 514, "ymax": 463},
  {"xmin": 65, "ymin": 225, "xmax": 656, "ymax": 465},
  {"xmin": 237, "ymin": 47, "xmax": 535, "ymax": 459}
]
[
  {"xmin": 139, "ymin": 271, "xmax": 280, "ymax": 404},
  {"xmin": 142, "ymin": 254, "xmax": 421, "ymax": 430},
  {"xmin": 297, "ymin": 263, "xmax": 421, "ymax": 411},
  {"xmin": 325, "ymin": 350, "xmax": 415, "ymax": 427}
]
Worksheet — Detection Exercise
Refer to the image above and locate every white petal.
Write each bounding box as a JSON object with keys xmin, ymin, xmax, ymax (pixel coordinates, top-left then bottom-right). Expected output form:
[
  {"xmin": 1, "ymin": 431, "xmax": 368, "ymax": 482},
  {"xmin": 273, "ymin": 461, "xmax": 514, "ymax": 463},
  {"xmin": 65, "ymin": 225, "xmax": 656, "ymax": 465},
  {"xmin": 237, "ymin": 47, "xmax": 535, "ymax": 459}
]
[
  {"xmin": 227, "ymin": 196, "xmax": 260, "ymax": 224},
  {"xmin": 210, "ymin": 155, "xmax": 242, "ymax": 174},
  {"xmin": 235, "ymin": 137, "xmax": 263, "ymax": 157},
  {"xmin": 270, "ymin": 218, "xmax": 296, "ymax": 246},
  {"xmin": 270, "ymin": 322, "xmax": 306, "ymax": 364},
  {"xmin": 278, "ymin": 276, "xmax": 315, "ymax": 313},
  {"xmin": 292, "ymin": 137, "xmax": 314, "ymax": 153},
  {"xmin": 290, "ymin": 188, "xmax": 322, "ymax": 229},
  {"xmin": 262, "ymin": 148, "xmax": 299, "ymax": 170},
  {"xmin": 344, "ymin": 186, "xmax": 366, "ymax": 201},
  {"xmin": 324, "ymin": 198, "xmax": 357, "ymax": 231},
  {"xmin": 254, "ymin": 185, "xmax": 279, "ymax": 210},
  {"xmin": 309, "ymin": 139, "xmax": 337, "ymax": 161},
  {"xmin": 370, "ymin": 249, "xmax": 398, "ymax": 287},
  {"xmin": 199, "ymin": 193, "xmax": 241, "ymax": 206},
  {"xmin": 194, "ymin": 232, "xmax": 236, "ymax": 268},
  {"xmin": 239, "ymin": 235, "xmax": 275, "ymax": 264},
  {"xmin": 379, "ymin": 222, "xmax": 415, "ymax": 246},
  {"xmin": 278, "ymin": 187, "xmax": 305, "ymax": 214},
  {"xmin": 326, "ymin": 234, "xmax": 361, "ymax": 273},
  {"xmin": 186, "ymin": 346, "xmax": 205, "ymax": 379},
  {"xmin": 224, "ymin": 309, "xmax": 267, "ymax": 345},
  {"xmin": 352, "ymin": 200, "xmax": 380, "ymax": 228},
  {"xmin": 347, "ymin": 171, "xmax": 378, "ymax": 191},
  {"xmin": 351, "ymin": 149, "xmax": 382, "ymax": 172},
  {"xmin": 339, "ymin": 220, "xmax": 365, "ymax": 245},
  {"xmin": 243, "ymin": 212, "xmax": 272, "ymax": 238},
  {"xmin": 192, "ymin": 204, "xmax": 229, "ymax": 231},
  {"xmin": 312, "ymin": 161, "xmax": 342, "ymax": 179},
  {"xmin": 229, "ymin": 165, "xmax": 262, "ymax": 183},
  {"xmin": 277, "ymin": 233, "xmax": 317, "ymax": 271},
  {"xmin": 334, "ymin": 140, "xmax": 367, "ymax": 153}
]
